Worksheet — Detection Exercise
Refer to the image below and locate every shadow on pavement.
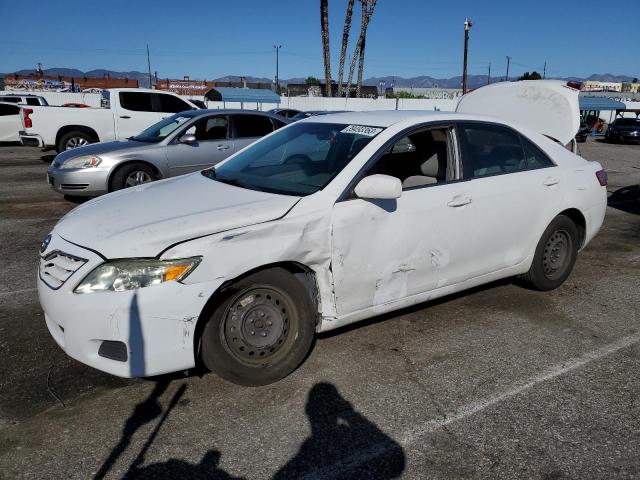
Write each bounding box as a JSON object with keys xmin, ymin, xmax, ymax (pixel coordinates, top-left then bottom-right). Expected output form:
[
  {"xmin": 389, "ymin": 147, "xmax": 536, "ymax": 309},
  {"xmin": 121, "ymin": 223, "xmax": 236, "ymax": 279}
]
[
  {"xmin": 608, "ymin": 185, "xmax": 640, "ymax": 215},
  {"xmin": 96, "ymin": 382, "xmax": 405, "ymax": 479}
]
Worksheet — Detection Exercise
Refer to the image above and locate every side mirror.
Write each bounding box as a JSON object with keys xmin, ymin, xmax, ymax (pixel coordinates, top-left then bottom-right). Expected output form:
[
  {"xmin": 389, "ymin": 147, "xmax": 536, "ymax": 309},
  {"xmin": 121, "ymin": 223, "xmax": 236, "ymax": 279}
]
[
  {"xmin": 354, "ymin": 174, "xmax": 402, "ymax": 200},
  {"xmin": 179, "ymin": 133, "xmax": 197, "ymax": 145}
]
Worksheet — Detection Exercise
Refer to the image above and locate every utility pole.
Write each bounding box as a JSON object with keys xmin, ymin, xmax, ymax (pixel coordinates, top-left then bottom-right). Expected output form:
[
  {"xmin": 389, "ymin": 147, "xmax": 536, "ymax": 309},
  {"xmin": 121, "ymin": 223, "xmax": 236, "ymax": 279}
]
[
  {"xmin": 505, "ymin": 56, "xmax": 511, "ymax": 82},
  {"xmin": 146, "ymin": 44, "xmax": 153, "ymax": 89},
  {"xmin": 487, "ymin": 63, "xmax": 491, "ymax": 85},
  {"xmin": 273, "ymin": 45, "xmax": 282, "ymax": 93},
  {"xmin": 543, "ymin": 61, "xmax": 547, "ymax": 79},
  {"xmin": 462, "ymin": 18, "xmax": 473, "ymax": 94}
]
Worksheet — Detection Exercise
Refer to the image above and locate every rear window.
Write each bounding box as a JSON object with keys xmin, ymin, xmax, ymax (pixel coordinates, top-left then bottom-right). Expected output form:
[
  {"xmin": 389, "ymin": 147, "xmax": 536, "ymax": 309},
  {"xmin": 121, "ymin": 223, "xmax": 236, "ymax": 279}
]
[
  {"xmin": 616, "ymin": 118, "xmax": 640, "ymax": 126},
  {"xmin": 233, "ymin": 114, "xmax": 274, "ymax": 138},
  {"xmin": 154, "ymin": 93, "xmax": 193, "ymax": 113},
  {"xmin": 0, "ymin": 104, "xmax": 20, "ymax": 116},
  {"xmin": 0, "ymin": 97, "xmax": 20, "ymax": 104},
  {"xmin": 119, "ymin": 92, "xmax": 153, "ymax": 112},
  {"xmin": 26, "ymin": 98, "xmax": 40, "ymax": 106}
]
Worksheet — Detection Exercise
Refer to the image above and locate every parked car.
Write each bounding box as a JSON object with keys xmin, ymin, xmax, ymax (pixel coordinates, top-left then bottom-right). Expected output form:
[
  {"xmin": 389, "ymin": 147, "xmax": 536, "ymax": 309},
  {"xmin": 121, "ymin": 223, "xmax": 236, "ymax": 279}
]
[
  {"xmin": 46, "ymin": 110, "xmax": 287, "ymax": 196},
  {"xmin": 291, "ymin": 110, "xmax": 349, "ymax": 121},
  {"xmin": 0, "ymin": 94, "xmax": 49, "ymax": 106},
  {"xmin": 268, "ymin": 108, "xmax": 302, "ymax": 119},
  {"xmin": 0, "ymin": 102, "xmax": 23, "ymax": 142},
  {"xmin": 188, "ymin": 99, "xmax": 207, "ymax": 109},
  {"xmin": 37, "ymin": 81, "xmax": 606, "ymax": 386},
  {"xmin": 576, "ymin": 120, "xmax": 590, "ymax": 143},
  {"xmin": 605, "ymin": 118, "xmax": 640, "ymax": 144},
  {"xmin": 19, "ymin": 88, "xmax": 200, "ymax": 152}
]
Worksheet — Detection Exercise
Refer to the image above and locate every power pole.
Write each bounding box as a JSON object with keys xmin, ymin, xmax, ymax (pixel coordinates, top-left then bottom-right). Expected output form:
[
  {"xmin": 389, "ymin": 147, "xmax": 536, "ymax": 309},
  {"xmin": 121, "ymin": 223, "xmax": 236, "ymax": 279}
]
[
  {"xmin": 487, "ymin": 63, "xmax": 491, "ymax": 85},
  {"xmin": 273, "ymin": 45, "xmax": 282, "ymax": 93},
  {"xmin": 505, "ymin": 56, "xmax": 511, "ymax": 82},
  {"xmin": 146, "ymin": 44, "xmax": 153, "ymax": 89},
  {"xmin": 462, "ymin": 18, "xmax": 473, "ymax": 94},
  {"xmin": 543, "ymin": 61, "xmax": 547, "ymax": 79}
]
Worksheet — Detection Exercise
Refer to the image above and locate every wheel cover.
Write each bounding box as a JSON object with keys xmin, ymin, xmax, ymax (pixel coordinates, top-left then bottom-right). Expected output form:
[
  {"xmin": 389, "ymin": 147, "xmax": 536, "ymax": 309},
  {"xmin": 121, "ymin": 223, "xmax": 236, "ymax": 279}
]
[
  {"xmin": 65, "ymin": 137, "xmax": 89, "ymax": 150},
  {"xmin": 125, "ymin": 170, "xmax": 152, "ymax": 187},
  {"xmin": 542, "ymin": 229, "xmax": 571, "ymax": 280},
  {"xmin": 223, "ymin": 288, "xmax": 290, "ymax": 364}
]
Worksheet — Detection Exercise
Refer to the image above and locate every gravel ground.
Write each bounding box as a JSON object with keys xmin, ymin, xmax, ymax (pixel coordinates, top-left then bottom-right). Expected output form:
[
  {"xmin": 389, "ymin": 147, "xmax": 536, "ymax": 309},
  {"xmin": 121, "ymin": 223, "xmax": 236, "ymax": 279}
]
[{"xmin": 0, "ymin": 138, "xmax": 638, "ymax": 479}]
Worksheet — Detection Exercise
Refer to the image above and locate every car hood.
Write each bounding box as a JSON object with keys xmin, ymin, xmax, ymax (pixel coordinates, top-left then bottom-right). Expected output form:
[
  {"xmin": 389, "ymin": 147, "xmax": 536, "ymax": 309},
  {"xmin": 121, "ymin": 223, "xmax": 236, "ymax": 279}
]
[
  {"xmin": 54, "ymin": 139, "xmax": 155, "ymax": 163},
  {"xmin": 54, "ymin": 173, "xmax": 300, "ymax": 258}
]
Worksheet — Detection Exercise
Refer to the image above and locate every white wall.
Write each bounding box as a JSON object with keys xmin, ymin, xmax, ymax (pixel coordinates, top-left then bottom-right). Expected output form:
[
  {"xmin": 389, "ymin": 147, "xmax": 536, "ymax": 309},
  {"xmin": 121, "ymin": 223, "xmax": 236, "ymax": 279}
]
[{"xmin": 2, "ymin": 90, "xmax": 102, "ymax": 107}]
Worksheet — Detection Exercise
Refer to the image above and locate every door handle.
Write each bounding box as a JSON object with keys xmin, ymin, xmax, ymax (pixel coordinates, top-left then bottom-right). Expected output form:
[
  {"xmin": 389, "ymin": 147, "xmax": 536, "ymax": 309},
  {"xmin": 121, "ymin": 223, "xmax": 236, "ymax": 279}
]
[
  {"xmin": 543, "ymin": 177, "xmax": 560, "ymax": 186},
  {"xmin": 119, "ymin": 115, "xmax": 131, "ymax": 119},
  {"xmin": 217, "ymin": 144, "xmax": 230, "ymax": 151},
  {"xmin": 447, "ymin": 195, "xmax": 472, "ymax": 207}
]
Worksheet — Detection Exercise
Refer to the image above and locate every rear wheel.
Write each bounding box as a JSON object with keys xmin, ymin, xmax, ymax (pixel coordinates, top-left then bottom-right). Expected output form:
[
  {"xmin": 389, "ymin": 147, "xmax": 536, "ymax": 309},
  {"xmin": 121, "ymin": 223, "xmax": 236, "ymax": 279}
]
[
  {"xmin": 201, "ymin": 268, "xmax": 316, "ymax": 386},
  {"xmin": 110, "ymin": 162, "xmax": 157, "ymax": 191},
  {"xmin": 57, "ymin": 131, "xmax": 94, "ymax": 152},
  {"xmin": 520, "ymin": 215, "xmax": 578, "ymax": 291}
]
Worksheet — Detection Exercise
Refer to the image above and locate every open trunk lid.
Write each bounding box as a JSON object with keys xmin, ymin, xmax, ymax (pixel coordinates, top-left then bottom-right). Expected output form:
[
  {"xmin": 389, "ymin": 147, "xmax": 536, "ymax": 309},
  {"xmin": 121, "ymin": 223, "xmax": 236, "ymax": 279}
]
[{"xmin": 456, "ymin": 80, "xmax": 581, "ymax": 146}]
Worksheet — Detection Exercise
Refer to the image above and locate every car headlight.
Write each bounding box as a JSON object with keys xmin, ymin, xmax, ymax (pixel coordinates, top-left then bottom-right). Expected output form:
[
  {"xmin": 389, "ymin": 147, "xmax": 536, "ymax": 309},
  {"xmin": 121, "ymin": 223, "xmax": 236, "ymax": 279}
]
[
  {"xmin": 74, "ymin": 257, "xmax": 201, "ymax": 293},
  {"xmin": 60, "ymin": 155, "xmax": 102, "ymax": 169}
]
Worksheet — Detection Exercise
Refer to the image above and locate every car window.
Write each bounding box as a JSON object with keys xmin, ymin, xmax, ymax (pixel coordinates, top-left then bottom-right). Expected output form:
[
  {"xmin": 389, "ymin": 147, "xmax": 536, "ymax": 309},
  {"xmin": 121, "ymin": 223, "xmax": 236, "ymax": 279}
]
[
  {"xmin": 0, "ymin": 97, "xmax": 20, "ymax": 104},
  {"xmin": 119, "ymin": 92, "xmax": 154, "ymax": 112},
  {"xmin": 154, "ymin": 93, "xmax": 193, "ymax": 113},
  {"xmin": 521, "ymin": 136, "xmax": 554, "ymax": 169},
  {"xmin": 0, "ymin": 104, "xmax": 20, "ymax": 116},
  {"xmin": 366, "ymin": 127, "xmax": 456, "ymax": 190},
  {"xmin": 26, "ymin": 98, "xmax": 40, "ymax": 106},
  {"xmin": 460, "ymin": 123, "xmax": 527, "ymax": 178},
  {"xmin": 233, "ymin": 114, "xmax": 274, "ymax": 138},
  {"xmin": 208, "ymin": 122, "xmax": 383, "ymax": 196},
  {"xmin": 131, "ymin": 112, "xmax": 198, "ymax": 142},
  {"xmin": 186, "ymin": 116, "xmax": 229, "ymax": 141},
  {"xmin": 272, "ymin": 118, "xmax": 287, "ymax": 130}
]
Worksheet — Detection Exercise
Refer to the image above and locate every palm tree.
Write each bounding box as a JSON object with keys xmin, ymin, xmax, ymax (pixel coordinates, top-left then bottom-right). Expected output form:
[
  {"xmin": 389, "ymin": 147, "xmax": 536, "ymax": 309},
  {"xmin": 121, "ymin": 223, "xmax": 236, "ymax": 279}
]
[
  {"xmin": 337, "ymin": 0, "xmax": 355, "ymax": 97},
  {"xmin": 345, "ymin": 0, "xmax": 377, "ymax": 98},
  {"xmin": 320, "ymin": 0, "xmax": 332, "ymax": 97}
]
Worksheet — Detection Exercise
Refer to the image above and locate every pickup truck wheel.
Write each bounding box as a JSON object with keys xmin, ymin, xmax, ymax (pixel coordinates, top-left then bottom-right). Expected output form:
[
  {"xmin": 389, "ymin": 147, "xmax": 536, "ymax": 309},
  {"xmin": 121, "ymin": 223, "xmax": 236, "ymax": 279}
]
[
  {"xmin": 520, "ymin": 215, "xmax": 578, "ymax": 291},
  {"xmin": 201, "ymin": 268, "xmax": 316, "ymax": 386},
  {"xmin": 110, "ymin": 163, "xmax": 157, "ymax": 191},
  {"xmin": 58, "ymin": 131, "xmax": 93, "ymax": 152}
]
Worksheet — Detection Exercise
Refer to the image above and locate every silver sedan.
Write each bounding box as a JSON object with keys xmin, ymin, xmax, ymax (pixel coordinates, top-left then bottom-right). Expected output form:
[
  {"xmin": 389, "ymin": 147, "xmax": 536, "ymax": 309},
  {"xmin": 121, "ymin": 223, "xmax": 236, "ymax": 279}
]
[{"xmin": 46, "ymin": 109, "xmax": 288, "ymax": 197}]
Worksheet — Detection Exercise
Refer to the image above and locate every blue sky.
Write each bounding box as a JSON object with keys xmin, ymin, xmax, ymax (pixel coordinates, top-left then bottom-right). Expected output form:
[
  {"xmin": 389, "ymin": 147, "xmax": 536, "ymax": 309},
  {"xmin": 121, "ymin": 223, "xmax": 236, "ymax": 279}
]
[{"xmin": 0, "ymin": 0, "xmax": 637, "ymax": 80}]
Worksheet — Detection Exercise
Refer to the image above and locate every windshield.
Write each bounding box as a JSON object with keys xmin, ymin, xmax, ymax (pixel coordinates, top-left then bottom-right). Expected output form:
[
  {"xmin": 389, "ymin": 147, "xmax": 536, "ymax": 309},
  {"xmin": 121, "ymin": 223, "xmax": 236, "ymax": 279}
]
[
  {"xmin": 616, "ymin": 118, "xmax": 640, "ymax": 127},
  {"xmin": 205, "ymin": 122, "xmax": 384, "ymax": 196},
  {"xmin": 132, "ymin": 112, "xmax": 198, "ymax": 142}
]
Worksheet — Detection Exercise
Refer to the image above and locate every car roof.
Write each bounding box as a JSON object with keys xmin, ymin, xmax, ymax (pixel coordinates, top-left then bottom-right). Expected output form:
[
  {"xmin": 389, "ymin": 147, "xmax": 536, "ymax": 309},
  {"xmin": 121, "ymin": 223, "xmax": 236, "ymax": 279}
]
[{"xmin": 298, "ymin": 110, "xmax": 465, "ymax": 127}]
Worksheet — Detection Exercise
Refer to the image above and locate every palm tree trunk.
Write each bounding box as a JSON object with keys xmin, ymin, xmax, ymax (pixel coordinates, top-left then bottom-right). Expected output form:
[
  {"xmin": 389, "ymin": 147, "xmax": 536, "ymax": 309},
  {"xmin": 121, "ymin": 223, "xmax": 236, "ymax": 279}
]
[
  {"xmin": 320, "ymin": 0, "xmax": 332, "ymax": 97},
  {"xmin": 337, "ymin": 0, "xmax": 355, "ymax": 97},
  {"xmin": 356, "ymin": 0, "xmax": 376, "ymax": 97},
  {"xmin": 346, "ymin": 0, "xmax": 376, "ymax": 99}
]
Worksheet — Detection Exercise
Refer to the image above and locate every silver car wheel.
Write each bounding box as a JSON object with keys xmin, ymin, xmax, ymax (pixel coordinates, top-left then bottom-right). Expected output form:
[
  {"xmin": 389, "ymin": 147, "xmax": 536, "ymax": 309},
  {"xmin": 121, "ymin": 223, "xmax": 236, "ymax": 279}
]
[
  {"xmin": 125, "ymin": 171, "xmax": 153, "ymax": 187},
  {"xmin": 65, "ymin": 137, "xmax": 90, "ymax": 150}
]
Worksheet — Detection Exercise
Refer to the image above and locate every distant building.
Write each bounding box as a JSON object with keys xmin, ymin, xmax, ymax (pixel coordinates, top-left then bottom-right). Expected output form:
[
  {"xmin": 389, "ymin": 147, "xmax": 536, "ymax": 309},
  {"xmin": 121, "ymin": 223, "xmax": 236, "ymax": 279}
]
[
  {"xmin": 285, "ymin": 82, "xmax": 378, "ymax": 98},
  {"xmin": 156, "ymin": 77, "xmax": 273, "ymax": 96},
  {"xmin": 582, "ymin": 81, "xmax": 622, "ymax": 93},
  {"xmin": 3, "ymin": 72, "xmax": 138, "ymax": 91},
  {"xmin": 389, "ymin": 87, "xmax": 463, "ymax": 100}
]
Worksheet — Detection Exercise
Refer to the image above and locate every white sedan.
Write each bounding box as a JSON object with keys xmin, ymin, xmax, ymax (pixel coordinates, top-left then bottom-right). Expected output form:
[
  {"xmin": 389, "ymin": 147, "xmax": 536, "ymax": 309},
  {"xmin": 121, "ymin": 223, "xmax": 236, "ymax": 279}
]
[{"xmin": 37, "ymin": 81, "xmax": 607, "ymax": 385}]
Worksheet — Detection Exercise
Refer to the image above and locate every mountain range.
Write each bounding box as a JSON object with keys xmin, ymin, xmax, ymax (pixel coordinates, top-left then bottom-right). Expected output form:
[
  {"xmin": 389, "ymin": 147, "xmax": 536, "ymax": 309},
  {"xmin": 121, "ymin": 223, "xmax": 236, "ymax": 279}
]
[{"xmin": 2, "ymin": 68, "xmax": 637, "ymax": 90}]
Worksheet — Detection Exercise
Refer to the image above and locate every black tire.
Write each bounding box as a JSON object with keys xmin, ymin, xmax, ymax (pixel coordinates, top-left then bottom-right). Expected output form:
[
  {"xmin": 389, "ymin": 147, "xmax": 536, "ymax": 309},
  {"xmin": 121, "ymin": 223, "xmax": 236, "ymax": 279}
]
[
  {"xmin": 520, "ymin": 215, "xmax": 579, "ymax": 291},
  {"xmin": 109, "ymin": 162, "xmax": 157, "ymax": 191},
  {"xmin": 57, "ymin": 131, "xmax": 94, "ymax": 152},
  {"xmin": 201, "ymin": 268, "xmax": 316, "ymax": 386}
]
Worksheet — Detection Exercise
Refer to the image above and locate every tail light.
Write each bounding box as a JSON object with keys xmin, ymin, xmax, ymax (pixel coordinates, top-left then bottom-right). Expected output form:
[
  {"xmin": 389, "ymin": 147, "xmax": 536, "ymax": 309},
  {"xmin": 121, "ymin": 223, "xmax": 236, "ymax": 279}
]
[
  {"xmin": 595, "ymin": 169, "xmax": 607, "ymax": 186},
  {"xmin": 22, "ymin": 108, "xmax": 33, "ymax": 129}
]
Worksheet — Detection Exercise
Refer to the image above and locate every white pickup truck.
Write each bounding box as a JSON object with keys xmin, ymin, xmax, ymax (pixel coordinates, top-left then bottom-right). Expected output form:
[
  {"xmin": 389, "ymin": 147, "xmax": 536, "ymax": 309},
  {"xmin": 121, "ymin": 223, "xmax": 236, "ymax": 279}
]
[{"xmin": 19, "ymin": 88, "xmax": 200, "ymax": 152}]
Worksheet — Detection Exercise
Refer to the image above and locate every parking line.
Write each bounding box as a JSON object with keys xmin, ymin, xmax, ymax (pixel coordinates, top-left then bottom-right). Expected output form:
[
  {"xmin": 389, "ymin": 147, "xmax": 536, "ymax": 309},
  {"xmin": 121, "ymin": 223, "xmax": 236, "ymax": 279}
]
[
  {"xmin": 303, "ymin": 333, "xmax": 640, "ymax": 479},
  {"xmin": 0, "ymin": 287, "xmax": 37, "ymax": 298}
]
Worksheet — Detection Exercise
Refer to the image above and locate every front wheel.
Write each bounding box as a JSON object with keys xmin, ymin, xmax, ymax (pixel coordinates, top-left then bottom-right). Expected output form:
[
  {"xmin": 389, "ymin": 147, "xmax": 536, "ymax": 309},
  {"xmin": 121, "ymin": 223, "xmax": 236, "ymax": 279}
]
[
  {"xmin": 520, "ymin": 215, "xmax": 579, "ymax": 291},
  {"xmin": 201, "ymin": 268, "xmax": 316, "ymax": 386},
  {"xmin": 110, "ymin": 162, "xmax": 157, "ymax": 191}
]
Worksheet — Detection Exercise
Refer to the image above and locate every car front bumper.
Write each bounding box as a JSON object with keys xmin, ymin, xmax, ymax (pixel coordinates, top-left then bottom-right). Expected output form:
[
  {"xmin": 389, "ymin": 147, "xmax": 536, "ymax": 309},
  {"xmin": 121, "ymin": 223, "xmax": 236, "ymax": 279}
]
[
  {"xmin": 38, "ymin": 233, "xmax": 218, "ymax": 377},
  {"xmin": 20, "ymin": 132, "xmax": 44, "ymax": 148},
  {"xmin": 46, "ymin": 164, "xmax": 110, "ymax": 196}
]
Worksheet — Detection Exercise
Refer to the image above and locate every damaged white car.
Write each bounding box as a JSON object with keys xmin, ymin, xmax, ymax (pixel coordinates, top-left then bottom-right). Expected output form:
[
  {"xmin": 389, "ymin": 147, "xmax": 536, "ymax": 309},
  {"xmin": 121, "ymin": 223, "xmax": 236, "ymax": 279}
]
[{"xmin": 38, "ymin": 81, "xmax": 607, "ymax": 385}]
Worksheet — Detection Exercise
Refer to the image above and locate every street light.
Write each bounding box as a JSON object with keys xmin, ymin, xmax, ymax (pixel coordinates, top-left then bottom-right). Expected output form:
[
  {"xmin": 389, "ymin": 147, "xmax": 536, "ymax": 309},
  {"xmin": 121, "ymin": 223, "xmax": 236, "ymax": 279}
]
[
  {"xmin": 273, "ymin": 45, "xmax": 282, "ymax": 93},
  {"xmin": 462, "ymin": 18, "xmax": 473, "ymax": 94}
]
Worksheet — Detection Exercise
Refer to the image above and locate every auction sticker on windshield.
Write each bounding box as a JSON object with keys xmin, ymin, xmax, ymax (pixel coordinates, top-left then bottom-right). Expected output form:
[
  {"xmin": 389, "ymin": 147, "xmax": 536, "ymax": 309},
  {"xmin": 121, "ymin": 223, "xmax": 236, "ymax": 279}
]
[{"xmin": 341, "ymin": 125, "xmax": 383, "ymax": 136}]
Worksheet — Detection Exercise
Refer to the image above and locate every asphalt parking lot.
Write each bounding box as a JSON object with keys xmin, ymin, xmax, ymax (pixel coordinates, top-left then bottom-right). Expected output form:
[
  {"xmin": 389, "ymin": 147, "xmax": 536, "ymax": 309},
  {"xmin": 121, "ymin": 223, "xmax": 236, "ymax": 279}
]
[{"xmin": 0, "ymin": 139, "xmax": 639, "ymax": 479}]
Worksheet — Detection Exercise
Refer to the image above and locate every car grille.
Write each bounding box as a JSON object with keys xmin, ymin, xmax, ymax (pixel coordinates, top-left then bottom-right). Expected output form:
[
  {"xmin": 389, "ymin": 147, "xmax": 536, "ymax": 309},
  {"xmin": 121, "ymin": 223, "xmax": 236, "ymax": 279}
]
[{"xmin": 39, "ymin": 251, "xmax": 87, "ymax": 289}]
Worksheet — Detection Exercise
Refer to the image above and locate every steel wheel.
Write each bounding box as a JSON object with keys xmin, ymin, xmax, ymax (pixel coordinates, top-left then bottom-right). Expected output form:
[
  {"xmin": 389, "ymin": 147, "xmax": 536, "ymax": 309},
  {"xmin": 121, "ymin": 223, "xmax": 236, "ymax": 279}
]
[
  {"xmin": 222, "ymin": 287, "xmax": 291, "ymax": 365},
  {"xmin": 125, "ymin": 170, "xmax": 153, "ymax": 187},
  {"xmin": 542, "ymin": 229, "xmax": 573, "ymax": 280},
  {"xmin": 65, "ymin": 136, "xmax": 90, "ymax": 150}
]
